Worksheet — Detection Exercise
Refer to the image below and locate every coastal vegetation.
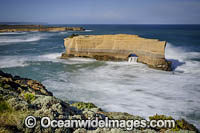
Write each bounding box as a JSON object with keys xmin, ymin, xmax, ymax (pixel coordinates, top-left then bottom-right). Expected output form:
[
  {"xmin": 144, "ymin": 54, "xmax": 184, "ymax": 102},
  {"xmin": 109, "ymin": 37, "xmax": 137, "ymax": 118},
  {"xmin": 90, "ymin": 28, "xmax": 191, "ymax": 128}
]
[
  {"xmin": 68, "ymin": 34, "xmax": 79, "ymax": 38},
  {"xmin": 0, "ymin": 70, "xmax": 198, "ymax": 132},
  {"xmin": 23, "ymin": 93, "xmax": 35, "ymax": 103},
  {"xmin": 71, "ymin": 102, "xmax": 97, "ymax": 110}
]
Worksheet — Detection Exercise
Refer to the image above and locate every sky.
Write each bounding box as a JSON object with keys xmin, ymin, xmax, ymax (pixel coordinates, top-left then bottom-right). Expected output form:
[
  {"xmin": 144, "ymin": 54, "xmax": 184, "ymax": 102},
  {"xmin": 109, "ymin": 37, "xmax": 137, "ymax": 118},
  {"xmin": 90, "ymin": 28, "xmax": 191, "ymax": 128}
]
[{"xmin": 0, "ymin": 0, "xmax": 200, "ymax": 24}]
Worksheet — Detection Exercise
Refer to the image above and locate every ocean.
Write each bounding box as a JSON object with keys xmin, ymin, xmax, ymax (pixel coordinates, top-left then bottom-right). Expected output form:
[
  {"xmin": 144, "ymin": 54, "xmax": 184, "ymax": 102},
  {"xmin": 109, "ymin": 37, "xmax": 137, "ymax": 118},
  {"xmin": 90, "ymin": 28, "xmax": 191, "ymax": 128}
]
[{"xmin": 0, "ymin": 24, "xmax": 200, "ymax": 129}]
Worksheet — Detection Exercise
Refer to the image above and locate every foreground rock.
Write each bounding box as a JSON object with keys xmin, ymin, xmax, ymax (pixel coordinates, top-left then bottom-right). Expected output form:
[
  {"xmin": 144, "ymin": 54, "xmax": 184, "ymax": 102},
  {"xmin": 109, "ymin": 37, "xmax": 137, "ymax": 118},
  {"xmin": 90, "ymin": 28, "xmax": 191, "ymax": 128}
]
[
  {"xmin": 0, "ymin": 70, "xmax": 198, "ymax": 133},
  {"xmin": 61, "ymin": 34, "xmax": 171, "ymax": 71},
  {"xmin": 0, "ymin": 25, "xmax": 85, "ymax": 32}
]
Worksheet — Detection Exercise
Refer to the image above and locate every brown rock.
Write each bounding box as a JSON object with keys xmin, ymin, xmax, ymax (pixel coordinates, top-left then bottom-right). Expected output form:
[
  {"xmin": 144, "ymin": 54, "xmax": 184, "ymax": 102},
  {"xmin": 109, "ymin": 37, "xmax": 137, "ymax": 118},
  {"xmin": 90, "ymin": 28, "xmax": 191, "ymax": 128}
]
[{"xmin": 61, "ymin": 34, "xmax": 171, "ymax": 71}]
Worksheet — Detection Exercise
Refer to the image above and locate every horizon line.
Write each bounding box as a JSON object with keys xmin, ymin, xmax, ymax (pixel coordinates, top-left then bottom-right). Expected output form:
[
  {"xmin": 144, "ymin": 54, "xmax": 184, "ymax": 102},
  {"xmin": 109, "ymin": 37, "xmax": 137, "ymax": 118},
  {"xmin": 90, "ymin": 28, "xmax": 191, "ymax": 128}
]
[{"xmin": 1, "ymin": 22, "xmax": 200, "ymax": 25}]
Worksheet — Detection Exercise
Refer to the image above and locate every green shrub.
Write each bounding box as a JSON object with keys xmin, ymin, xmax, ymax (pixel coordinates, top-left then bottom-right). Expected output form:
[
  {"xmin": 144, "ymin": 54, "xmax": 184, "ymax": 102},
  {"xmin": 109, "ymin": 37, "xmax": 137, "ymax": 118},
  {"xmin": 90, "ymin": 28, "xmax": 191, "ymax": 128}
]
[
  {"xmin": 0, "ymin": 82, "xmax": 10, "ymax": 89},
  {"xmin": 71, "ymin": 102, "xmax": 97, "ymax": 110},
  {"xmin": 68, "ymin": 34, "xmax": 79, "ymax": 38},
  {"xmin": 172, "ymin": 119, "xmax": 199, "ymax": 132},
  {"xmin": 149, "ymin": 114, "xmax": 173, "ymax": 120},
  {"xmin": 0, "ymin": 99, "xmax": 11, "ymax": 113},
  {"xmin": 24, "ymin": 93, "xmax": 35, "ymax": 103},
  {"xmin": 3, "ymin": 84, "xmax": 10, "ymax": 89}
]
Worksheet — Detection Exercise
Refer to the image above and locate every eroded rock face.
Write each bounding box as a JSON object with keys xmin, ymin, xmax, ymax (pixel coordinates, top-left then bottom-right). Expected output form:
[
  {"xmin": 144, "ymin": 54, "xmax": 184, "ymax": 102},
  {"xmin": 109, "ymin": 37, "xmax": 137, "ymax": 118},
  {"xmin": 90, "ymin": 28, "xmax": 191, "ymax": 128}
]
[
  {"xmin": 0, "ymin": 70, "xmax": 52, "ymax": 96},
  {"xmin": 61, "ymin": 34, "xmax": 171, "ymax": 71}
]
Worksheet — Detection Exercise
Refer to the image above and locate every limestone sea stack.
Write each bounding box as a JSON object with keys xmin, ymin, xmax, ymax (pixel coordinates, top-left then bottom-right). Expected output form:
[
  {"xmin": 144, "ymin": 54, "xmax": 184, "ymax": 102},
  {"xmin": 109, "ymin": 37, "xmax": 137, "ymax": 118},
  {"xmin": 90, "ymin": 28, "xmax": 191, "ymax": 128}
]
[{"xmin": 61, "ymin": 34, "xmax": 171, "ymax": 71}]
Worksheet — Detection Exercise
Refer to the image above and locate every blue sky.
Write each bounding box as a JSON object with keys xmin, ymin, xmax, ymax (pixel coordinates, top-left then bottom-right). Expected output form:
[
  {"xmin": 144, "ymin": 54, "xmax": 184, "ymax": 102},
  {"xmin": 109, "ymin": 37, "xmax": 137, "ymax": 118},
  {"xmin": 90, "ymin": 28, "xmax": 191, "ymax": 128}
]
[{"xmin": 0, "ymin": 0, "xmax": 200, "ymax": 24}]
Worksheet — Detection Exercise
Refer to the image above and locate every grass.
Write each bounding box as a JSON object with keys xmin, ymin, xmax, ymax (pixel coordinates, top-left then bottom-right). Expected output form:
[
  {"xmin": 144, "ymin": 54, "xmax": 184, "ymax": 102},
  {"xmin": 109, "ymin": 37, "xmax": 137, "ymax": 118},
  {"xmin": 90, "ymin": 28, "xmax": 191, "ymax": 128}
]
[
  {"xmin": 24, "ymin": 93, "xmax": 35, "ymax": 103},
  {"xmin": 0, "ymin": 100, "xmax": 10, "ymax": 113},
  {"xmin": 0, "ymin": 96, "xmax": 31, "ymax": 132},
  {"xmin": 0, "ymin": 127, "xmax": 12, "ymax": 133}
]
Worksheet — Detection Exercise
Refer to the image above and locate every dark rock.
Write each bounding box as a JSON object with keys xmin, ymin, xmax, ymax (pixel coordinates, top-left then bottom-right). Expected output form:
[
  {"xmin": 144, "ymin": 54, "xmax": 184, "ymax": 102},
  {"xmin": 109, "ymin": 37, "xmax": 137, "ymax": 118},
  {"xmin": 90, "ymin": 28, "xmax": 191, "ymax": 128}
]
[{"xmin": 0, "ymin": 70, "xmax": 52, "ymax": 96}]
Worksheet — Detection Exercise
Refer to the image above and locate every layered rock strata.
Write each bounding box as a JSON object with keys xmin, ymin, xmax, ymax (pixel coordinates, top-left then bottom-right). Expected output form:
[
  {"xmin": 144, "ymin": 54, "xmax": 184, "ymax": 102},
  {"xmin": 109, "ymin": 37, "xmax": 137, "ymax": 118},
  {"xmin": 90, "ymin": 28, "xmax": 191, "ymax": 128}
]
[{"xmin": 61, "ymin": 34, "xmax": 171, "ymax": 71}]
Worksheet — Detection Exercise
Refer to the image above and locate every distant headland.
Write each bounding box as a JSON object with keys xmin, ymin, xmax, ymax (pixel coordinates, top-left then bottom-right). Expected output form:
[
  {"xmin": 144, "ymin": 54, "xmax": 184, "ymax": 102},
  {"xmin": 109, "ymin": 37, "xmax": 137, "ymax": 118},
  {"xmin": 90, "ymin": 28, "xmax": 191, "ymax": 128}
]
[{"xmin": 0, "ymin": 24, "xmax": 85, "ymax": 32}]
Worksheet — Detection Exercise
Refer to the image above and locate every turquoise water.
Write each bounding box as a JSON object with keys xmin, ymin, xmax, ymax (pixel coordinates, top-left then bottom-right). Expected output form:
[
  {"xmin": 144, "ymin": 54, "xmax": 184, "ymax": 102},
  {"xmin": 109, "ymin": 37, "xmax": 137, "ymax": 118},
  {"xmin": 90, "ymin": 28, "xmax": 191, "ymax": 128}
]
[{"xmin": 0, "ymin": 25, "xmax": 200, "ymax": 128}]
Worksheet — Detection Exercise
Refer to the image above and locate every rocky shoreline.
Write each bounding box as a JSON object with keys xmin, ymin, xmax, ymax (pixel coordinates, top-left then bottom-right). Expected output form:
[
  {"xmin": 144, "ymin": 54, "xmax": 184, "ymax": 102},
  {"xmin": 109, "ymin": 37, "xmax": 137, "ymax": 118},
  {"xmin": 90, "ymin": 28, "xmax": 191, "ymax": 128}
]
[
  {"xmin": 0, "ymin": 25, "xmax": 85, "ymax": 32},
  {"xmin": 0, "ymin": 70, "xmax": 198, "ymax": 133}
]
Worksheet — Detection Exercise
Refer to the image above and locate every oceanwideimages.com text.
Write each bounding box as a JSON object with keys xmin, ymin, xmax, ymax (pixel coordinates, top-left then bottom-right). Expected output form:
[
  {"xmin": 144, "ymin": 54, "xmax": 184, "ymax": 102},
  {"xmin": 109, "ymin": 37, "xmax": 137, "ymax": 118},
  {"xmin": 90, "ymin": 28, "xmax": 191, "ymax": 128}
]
[{"xmin": 25, "ymin": 116, "xmax": 176, "ymax": 130}]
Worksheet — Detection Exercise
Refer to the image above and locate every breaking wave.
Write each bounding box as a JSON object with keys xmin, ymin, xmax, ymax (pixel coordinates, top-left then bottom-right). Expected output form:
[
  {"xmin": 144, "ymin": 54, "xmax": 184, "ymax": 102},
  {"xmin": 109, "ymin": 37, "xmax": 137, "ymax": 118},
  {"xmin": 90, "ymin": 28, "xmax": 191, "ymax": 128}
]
[
  {"xmin": 0, "ymin": 36, "xmax": 42, "ymax": 44},
  {"xmin": 0, "ymin": 33, "xmax": 46, "ymax": 45},
  {"xmin": 60, "ymin": 31, "xmax": 68, "ymax": 34},
  {"xmin": 0, "ymin": 32, "xmax": 27, "ymax": 35},
  {"xmin": 85, "ymin": 29, "xmax": 93, "ymax": 32},
  {"xmin": 166, "ymin": 43, "xmax": 200, "ymax": 73},
  {"xmin": 0, "ymin": 56, "xmax": 29, "ymax": 68},
  {"xmin": 0, "ymin": 53, "xmax": 97, "ymax": 68}
]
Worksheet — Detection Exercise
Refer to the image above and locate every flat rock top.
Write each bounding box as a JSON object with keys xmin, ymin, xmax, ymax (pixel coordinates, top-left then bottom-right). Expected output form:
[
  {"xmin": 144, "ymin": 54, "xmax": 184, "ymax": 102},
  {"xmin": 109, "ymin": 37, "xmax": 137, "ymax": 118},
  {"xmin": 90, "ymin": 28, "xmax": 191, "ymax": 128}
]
[
  {"xmin": 65, "ymin": 34, "xmax": 166, "ymax": 55},
  {"xmin": 65, "ymin": 34, "xmax": 159, "ymax": 41}
]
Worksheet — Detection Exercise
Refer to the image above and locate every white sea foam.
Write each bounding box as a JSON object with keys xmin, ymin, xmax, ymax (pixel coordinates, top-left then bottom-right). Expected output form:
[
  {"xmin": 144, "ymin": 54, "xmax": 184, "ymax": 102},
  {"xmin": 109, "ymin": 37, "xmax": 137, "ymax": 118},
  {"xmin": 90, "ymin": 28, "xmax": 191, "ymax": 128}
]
[
  {"xmin": 0, "ymin": 33, "xmax": 45, "ymax": 45},
  {"xmin": 0, "ymin": 56, "xmax": 29, "ymax": 68},
  {"xmin": 165, "ymin": 43, "xmax": 200, "ymax": 61},
  {"xmin": 37, "ymin": 53, "xmax": 96, "ymax": 65},
  {"xmin": 38, "ymin": 53, "xmax": 61, "ymax": 60},
  {"xmin": 60, "ymin": 31, "xmax": 68, "ymax": 34},
  {"xmin": 166, "ymin": 43, "xmax": 200, "ymax": 74},
  {"xmin": 41, "ymin": 43, "xmax": 200, "ymax": 129},
  {"xmin": 0, "ymin": 36, "xmax": 42, "ymax": 44},
  {"xmin": 0, "ymin": 32, "xmax": 27, "ymax": 35},
  {"xmin": 0, "ymin": 53, "xmax": 97, "ymax": 68},
  {"xmin": 0, "ymin": 53, "xmax": 61, "ymax": 68},
  {"xmin": 0, "ymin": 32, "xmax": 55, "ymax": 45},
  {"xmin": 68, "ymin": 57, "xmax": 96, "ymax": 62},
  {"xmin": 85, "ymin": 29, "xmax": 93, "ymax": 32}
]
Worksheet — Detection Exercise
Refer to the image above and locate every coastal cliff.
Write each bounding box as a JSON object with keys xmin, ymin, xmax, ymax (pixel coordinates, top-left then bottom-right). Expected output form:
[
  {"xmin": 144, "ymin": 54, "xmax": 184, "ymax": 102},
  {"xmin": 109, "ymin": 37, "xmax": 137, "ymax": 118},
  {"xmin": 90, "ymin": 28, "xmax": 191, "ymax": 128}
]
[
  {"xmin": 61, "ymin": 34, "xmax": 171, "ymax": 71},
  {"xmin": 0, "ymin": 25, "xmax": 85, "ymax": 32}
]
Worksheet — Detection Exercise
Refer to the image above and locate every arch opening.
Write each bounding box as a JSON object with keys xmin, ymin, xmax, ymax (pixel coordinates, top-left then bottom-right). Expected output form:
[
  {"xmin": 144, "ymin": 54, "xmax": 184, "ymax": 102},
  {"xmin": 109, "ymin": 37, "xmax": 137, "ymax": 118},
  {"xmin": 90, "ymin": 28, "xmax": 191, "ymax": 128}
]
[{"xmin": 128, "ymin": 53, "xmax": 138, "ymax": 62}]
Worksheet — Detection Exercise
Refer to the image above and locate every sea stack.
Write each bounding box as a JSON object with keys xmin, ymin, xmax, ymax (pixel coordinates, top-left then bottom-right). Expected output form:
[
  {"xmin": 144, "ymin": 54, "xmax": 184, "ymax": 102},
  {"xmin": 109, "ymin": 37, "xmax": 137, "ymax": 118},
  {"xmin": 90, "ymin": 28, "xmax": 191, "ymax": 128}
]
[{"xmin": 61, "ymin": 34, "xmax": 171, "ymax": 71}]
